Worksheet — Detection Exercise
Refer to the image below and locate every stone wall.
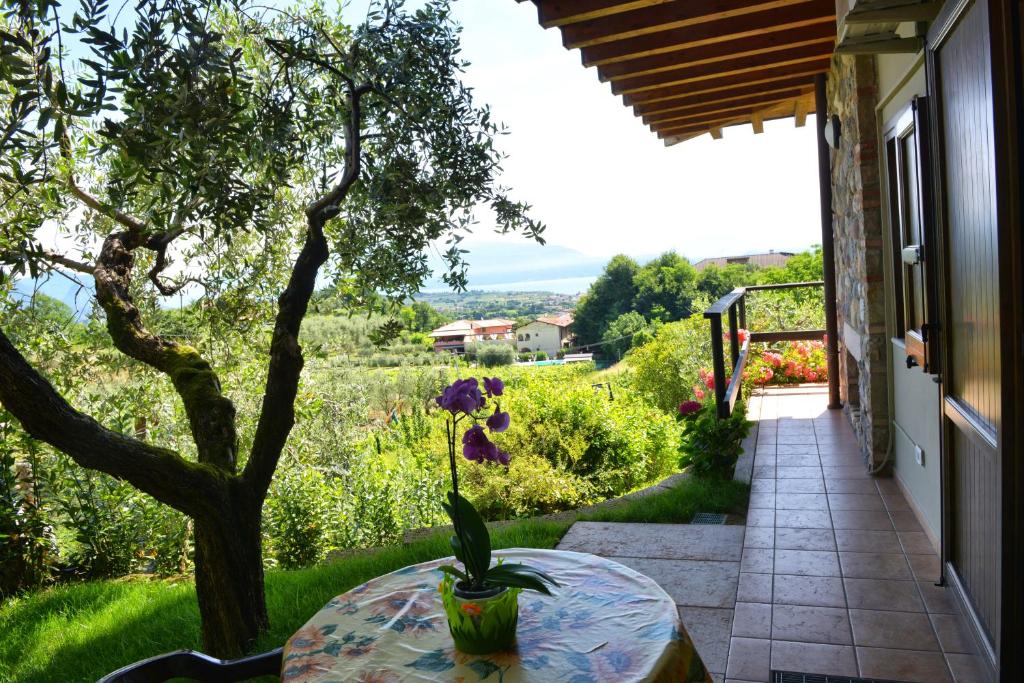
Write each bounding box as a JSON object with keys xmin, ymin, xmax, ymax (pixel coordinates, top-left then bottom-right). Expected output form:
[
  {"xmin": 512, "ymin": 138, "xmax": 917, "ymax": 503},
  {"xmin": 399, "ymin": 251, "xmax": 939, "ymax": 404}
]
[{"xmin": 826, "ymin": 55, "xmax": 889, "ymax": 468}]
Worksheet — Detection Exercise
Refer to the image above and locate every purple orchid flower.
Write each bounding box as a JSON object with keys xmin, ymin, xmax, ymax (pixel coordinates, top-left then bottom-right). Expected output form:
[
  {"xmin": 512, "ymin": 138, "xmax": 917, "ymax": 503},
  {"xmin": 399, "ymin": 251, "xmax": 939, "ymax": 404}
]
[
  {"xmin": 483, "ymin": 377, "xmax": 504, "ymax": 397},
  {"xmin": 486, "ymin": 405, "xmax": 511, "ymax": 433},
  {"xmin": 462, "ymin": 424, "xmax": 503, "ymax": 463},
  {"xmin": 678, "ymin": 400, "xmax": 702, "ymax": 417},
  {"xmin": 436, "ymin": 377, "xmax": 485, "ymax": 415}
]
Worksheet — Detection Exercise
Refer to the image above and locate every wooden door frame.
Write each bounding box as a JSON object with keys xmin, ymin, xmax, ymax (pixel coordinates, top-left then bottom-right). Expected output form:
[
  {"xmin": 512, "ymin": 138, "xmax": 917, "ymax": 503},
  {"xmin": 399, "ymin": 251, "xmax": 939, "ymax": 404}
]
[{"xmin": 926, "ymin": 0, "xmax": 1024, "ymax": 678}]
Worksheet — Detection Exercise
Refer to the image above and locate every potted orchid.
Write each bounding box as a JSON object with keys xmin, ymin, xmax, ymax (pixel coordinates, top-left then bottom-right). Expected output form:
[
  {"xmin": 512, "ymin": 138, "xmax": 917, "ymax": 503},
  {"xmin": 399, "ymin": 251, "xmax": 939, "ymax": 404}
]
[{"xmin": 434, "ymin": 376, "xmax": 559, "ymax": 654}]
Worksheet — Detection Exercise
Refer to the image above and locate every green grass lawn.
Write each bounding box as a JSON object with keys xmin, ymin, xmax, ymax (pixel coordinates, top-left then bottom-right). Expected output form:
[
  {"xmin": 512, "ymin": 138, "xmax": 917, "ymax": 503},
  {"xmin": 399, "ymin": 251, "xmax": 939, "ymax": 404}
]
[
  {"xmin": 582, "ymin": 477, "xmax": 749, "ymax": 524},
  {"xmin": 0, "ymin": 476, "xmax": 747, "ymax": 683}
]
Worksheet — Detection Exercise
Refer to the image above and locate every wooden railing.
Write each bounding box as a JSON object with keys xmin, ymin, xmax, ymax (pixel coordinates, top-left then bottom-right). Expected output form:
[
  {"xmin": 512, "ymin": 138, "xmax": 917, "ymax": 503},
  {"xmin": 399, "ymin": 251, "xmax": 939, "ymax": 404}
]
[{"xmin": 704, "ymin": 281, "xmax": 826, "ymax": 418}]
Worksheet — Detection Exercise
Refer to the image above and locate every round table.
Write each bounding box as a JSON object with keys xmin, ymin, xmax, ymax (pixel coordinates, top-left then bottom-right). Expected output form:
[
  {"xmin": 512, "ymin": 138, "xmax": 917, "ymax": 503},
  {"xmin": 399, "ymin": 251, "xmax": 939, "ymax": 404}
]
[{"xmin": 281, "ymin": 548, "xmax": 712, "ymax": 682}]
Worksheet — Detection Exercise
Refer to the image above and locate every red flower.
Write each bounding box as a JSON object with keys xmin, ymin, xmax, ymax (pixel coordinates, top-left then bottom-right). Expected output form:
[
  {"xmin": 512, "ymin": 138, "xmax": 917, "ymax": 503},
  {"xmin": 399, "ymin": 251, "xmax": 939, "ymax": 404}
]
[
  {"xmin": 693, "ymin": 386, "xmax": 705, "ymax": 401},
  {"xmin": 678, "ymin": 400, "xmax": 702, "ymax": 416}
]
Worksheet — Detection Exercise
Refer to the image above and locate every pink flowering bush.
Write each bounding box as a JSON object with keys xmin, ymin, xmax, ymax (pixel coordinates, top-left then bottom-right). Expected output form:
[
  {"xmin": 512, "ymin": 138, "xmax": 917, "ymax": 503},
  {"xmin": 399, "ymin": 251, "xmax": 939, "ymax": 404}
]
[{"xmin": 743, "ymin": 339, "xmax": 828, "ymax": 389}]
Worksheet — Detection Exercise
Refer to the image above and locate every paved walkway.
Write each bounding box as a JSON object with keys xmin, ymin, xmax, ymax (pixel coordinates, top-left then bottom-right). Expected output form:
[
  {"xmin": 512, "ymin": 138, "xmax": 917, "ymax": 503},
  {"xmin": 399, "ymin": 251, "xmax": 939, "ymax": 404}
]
[{"xmin": 557, "ymin": 386, "xmax": 984, "ymax": 683}]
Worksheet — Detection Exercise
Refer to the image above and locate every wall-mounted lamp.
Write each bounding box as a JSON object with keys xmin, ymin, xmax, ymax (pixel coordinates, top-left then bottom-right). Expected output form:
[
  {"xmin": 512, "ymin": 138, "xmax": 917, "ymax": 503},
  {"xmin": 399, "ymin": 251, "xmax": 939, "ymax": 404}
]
[{"xmin": 823, "ymin": 114, "xmax": 841, "ymax": 149}]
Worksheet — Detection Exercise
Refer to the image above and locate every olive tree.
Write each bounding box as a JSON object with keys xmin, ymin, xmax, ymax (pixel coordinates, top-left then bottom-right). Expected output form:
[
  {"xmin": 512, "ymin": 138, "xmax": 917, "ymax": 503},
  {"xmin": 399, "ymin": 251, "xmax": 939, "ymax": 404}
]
[{"xmin": 0, "ymin": 0, "xmax": 542, "ymax": 655}]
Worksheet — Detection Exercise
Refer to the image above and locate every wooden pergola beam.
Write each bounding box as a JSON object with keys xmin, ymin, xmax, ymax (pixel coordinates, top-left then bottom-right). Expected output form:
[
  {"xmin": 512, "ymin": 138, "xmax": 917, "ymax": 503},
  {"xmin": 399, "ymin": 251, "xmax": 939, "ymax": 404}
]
[
  {"xmin": 632, "ymin": 76, "xmax": 815, "ymax": 115},
  {"xmin": 561, "ymin": 0, "xmax": 804, "ymax": 49},
  {"xmin": 533, "ymin": 0, "xmax": 673, "ymax": 28},
  {"xmin": 611, "ymin": 42, "xmax": 833, "ymax": 95},
  {"xmin": 622, "ymin": 59, "xmax": 831, "ymax": 106},
  {"xmin": 642, "ymin": 89, "xmax": 806, "ymax": 125},
  {"xmin": 647, "ymin": 97, "xmax": 797, "ymax": 131},
  {"xmin": 597, "ymin": 24, "xmax": 835, "ymax": 81},
  {"xmin": 653, "ymin": 95, "xmax": 814, "ymax": 137},
  {"xmin": 580, "ymin": 0, "xmax": 835, "ymax": 66}
]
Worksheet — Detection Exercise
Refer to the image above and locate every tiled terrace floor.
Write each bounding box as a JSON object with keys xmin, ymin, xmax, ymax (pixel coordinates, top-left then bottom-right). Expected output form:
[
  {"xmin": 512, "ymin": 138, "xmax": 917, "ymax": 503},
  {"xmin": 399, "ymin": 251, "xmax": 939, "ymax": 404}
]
[{"xmin": 726, "ymin": 386, "xmax": 983, "ymax": 683}]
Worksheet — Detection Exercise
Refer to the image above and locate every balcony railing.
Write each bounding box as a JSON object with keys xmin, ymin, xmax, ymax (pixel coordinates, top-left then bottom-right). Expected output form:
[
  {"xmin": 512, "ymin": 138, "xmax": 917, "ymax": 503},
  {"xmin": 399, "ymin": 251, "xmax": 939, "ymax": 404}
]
[{"xmin": 704, "ymin": 281, "xmax": 827, "ymax": 418}]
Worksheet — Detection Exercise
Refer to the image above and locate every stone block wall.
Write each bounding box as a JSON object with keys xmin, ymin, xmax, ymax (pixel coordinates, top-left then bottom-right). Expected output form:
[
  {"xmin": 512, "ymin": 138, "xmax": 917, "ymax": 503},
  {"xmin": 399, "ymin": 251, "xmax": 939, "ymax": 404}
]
[{"xmin": 826, "ymin": 55, "xmax": 890, "ymax": 468}]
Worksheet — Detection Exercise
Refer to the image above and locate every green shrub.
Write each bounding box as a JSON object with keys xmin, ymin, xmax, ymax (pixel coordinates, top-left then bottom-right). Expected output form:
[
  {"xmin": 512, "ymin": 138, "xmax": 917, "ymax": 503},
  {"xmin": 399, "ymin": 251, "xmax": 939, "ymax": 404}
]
[
  {"xmin": 462, "ymin": 454, "xmax": 592, "ymax": 519},
  {"xmin": 679, "ymin": 402, "xmax": 752, "ymax": 479},
  {"xmin": 627, "ymin": 315, "xmax": 712, "ymax": 413},
  {"xmin": 264, "ymin": 468, "xmax": 335, "ymax": 569},
  {"xmin": 534, "ymin": 350, "xmax": 548, "ymax": 361},
  {"xmin": 475, "ymin": 343, "xmax": 516, "ymax": 367}
]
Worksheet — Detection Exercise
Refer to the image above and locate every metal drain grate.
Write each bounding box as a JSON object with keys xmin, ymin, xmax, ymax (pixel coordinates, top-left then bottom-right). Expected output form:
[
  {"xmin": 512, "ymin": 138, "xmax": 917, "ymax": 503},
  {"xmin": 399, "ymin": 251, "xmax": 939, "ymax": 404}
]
[
  {"xmin": 773, "ymin": 671, "xmax": 911, "ymax": 683},
  {"xmin": 692, "ymin": 512, "xmax": 727, "ymax": 524}
]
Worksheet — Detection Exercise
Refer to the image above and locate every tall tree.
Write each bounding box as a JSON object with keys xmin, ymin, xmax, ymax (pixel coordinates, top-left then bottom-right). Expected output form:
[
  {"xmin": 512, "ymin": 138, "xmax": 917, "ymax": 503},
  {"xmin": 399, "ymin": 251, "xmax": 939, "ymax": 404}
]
[
  {"xmin": 0, "ymin": 0, "xmax": 541, "ymax": 655},
  {"xmin": 632, "ymin": 251, "xmax": 697, "ymax": 322},
  {"xmin": 572, "ymin": 254, "xmax": 638, "ymax": 345}
]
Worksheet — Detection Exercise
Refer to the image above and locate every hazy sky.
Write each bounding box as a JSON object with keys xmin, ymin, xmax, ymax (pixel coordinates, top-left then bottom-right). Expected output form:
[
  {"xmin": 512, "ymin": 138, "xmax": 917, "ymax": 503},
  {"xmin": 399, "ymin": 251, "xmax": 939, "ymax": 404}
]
[{"xmin": 409, "ymin": 1, "xmax": 824, "ymax": 263}]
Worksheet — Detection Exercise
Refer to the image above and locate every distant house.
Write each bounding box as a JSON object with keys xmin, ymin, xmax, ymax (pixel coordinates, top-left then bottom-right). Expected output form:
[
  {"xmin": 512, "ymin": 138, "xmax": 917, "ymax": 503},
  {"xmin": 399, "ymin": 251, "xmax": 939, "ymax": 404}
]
[
  {"xmin": 428, "ymin": 319, "xmax": 515, "ymax": 354},
  {"xmin": 692, "ymin": 251, "xmax": 795, "ymax": 272},
  {"xmin": 516, "ymin": 312, "xmax": 573, "ymax": 357}
]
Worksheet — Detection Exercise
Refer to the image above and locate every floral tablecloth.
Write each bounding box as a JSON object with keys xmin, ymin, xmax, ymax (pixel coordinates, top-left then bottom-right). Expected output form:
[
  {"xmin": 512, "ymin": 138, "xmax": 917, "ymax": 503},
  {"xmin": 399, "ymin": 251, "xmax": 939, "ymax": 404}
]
[{"xmin": 282, "ymin": 548, "xmax": 712, "ymax": 682}]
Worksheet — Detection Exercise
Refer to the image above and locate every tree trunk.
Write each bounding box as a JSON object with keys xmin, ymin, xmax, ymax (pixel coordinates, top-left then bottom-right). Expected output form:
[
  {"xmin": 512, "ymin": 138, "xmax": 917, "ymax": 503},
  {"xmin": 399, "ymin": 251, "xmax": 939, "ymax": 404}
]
[{"xmin": 193, "ymin": 485, "xmax": 268, "ymax": 657}]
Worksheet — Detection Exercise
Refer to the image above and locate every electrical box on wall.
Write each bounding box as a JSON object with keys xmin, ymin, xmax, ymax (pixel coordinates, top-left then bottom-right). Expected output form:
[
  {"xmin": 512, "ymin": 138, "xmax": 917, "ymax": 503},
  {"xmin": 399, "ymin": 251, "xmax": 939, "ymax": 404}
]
[{"xmin": 915, "ymin": 445, "xmax": 925, "ymax": 466}]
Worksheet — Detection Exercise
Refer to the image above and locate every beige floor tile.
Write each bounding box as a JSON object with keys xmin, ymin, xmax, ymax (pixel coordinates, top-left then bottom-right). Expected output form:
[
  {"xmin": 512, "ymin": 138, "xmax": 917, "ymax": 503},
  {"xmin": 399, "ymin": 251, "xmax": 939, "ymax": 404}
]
[
  {"xmin": 775, "ymin": 509, "xmax": 832, "ymax": 529},
  {"xmin": 752, "ymin": 466, "xmax": 776, "ymax": 480},
  {"xmin": 776, "ymin": 454, "xmax": 820, "ymax": 467},
  {"xmin": 776, "ymin": 478, "xmax": 826, "ymax": 494},
  {"xmin": 818, "ymin": 454, "xmax": 863, "ymax": 467},
  {"xmin": 737, "ymin": 572, "xmax": 773, "ymax": 604},
  {"xmin": 746, "ymin": 508, "xmax": 775, "ymax": 528},
  {"xmin": 849, "ymin": 609, "xmax": 940, "ymax": 650},
  {"xmin": 772, "ymin": 604, "xmax": 852, "ymax": 644},
  {"xmin": 874, "ymin": 478, "xmax": 902, "ymax": 494},
  {"xmin": 843, "ymin": 577, "xmax": 925, "ymax": 612},
  {"xmin": 775, "ymin": 493, "xmax": 829, "ymax": 510},
  {"xmin": 774, "ymin": 549, "xmax": 841, "ymax": 577},
  {"xmin": 606, "ymin": 557, "xmax": 739, "ymax": 608},
  {"xmin": 918, "ymin": 582, "xmax": 958, "ymax": 614},
  {"xmin": 881, "ymin": 492, "xmax": 912, "ymax": 511},
  {"xmin": 679, "ymin": 606, "xmax": 733, "ymax": 674},
  {"xmin": 750, "ymin": 479, "xmax": 775, "ymax": 493},
  {"xmin": 908, "ymin": 553, "xmax": 940, "ymax": 582},
  {"xmin": 777, "ymin": 466, "xmax": 824, "ymax": 479},
  {"xmin": 839, "ymin": 552, "xmax": 912, "ymax": 580},
  {"xmin": 822, "ymin": 465, "xmax": 870, "ymax": 479},
  {"xmin": 776, "ymin": 444, "xmax": 819, "ymax": 455},
  {"xmin": 930, "ymin": 613, "xmax": 976, "ymax": 654},
  {"xmin": 890, "ymin": 509, "xmax": 924, "ymax": 532},
  {"xmin": 897, "ymin": 530, "xmax": 935, "ymax": 555},
  {"xmin": 827, "ymin": 493, "xmax": 886, "ymax": 511},
  {"xmin": 773, "ymin": 574, "xmax": 846, "ymax": 608},
  {"xmin": 830, "ymin": 509, "xmax": 894, "ymax": 531},
  {"xmin": 748, "ymin": 492, "xmax": 775, "ymax": 509},
  {"xmin": 741, "ymin": 548, "xmax": 774, "ymax": 574},
  {"xmin": 775, "ymin": 528, "xmax": 836, "ymax": 551},
  {"xmin": 726, "ymin": 637, "xmax": 771, "ymax": 682},
  {"xmin": 733, "ymin": 602, "xmax": 772, "ymax": 639},
  {"xmin": 771, "ymin": 640, "xmax": 858, "ymax": 677},
  {"xmin": 824, "ymin": 478, "xmax": 878, "ymax": 494},
  {"xmin": 777, "ymin": 435, "xmax": 817, "ymax": 445},
  {"xmin": 744, "ymin": 527, "xmax": 774, "ymax": 549},
  {"xmin": 857, "ymin": 647, "xmax": 952, "ymax": 682},
  {"xmin": 833, "ymin": 529, "xmax": 901, "ymax": 553},
  {"xmin": 945, "ymin": 653, "xmax": 987, "ymax": 682},
  {"xmin": 753, "ymin": 455, "xmax": 777, "ymax": 467}
]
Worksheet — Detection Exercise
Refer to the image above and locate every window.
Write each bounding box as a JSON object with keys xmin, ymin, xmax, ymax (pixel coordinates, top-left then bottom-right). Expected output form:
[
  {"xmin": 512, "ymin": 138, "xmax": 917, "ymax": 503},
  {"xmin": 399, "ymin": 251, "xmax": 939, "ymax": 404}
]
[{"xmin": 884, "ymin": 97, "xmax": 937, "ymax": 372}]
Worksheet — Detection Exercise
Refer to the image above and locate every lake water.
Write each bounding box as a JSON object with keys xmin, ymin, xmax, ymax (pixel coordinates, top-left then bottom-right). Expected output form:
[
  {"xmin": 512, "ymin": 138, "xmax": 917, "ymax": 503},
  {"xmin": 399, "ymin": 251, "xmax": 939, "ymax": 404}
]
[{"xmin": 423, "ymin": 275, "xmax": 598, "ymax": 295}]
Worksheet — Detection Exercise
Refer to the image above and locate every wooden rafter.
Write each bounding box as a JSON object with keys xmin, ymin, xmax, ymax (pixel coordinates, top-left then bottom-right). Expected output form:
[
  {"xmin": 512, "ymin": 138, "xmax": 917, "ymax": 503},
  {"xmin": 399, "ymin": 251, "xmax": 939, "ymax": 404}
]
[
  {"xmin": 560, "ymin": 0, "xmax": 807, "ymax": 49},
  {"xmin": 580, "ymin": 1, "xmax": 835, "ymax": 66},
  {"xmin": 611, "ymin": 42, "xmax": 833, "ymax": 95},
  {"xmin": 632, "ymin": 77, "xmax": 815, "ymax": 115},
  {"xmin": 597, "ymin": 25, "xmax": 835, "ymax": 81},
  {"xmin": 518, "ymin": 0, "xmax": 837, "ymax": 144},
  {"xmin": 623, "ymin": 60, "xmax": 831, "ymax": 106}
]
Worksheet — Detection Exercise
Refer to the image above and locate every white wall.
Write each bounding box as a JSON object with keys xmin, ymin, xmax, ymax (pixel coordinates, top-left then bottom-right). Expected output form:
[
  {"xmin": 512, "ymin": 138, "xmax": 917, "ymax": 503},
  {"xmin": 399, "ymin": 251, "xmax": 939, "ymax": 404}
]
[
  {"xmin": 516, "ymin": 322, "xmax": 562, "ymax": 357},
  {"xmin": 876, "ymin": 51, "xmax": 942, "ymax": 545}
]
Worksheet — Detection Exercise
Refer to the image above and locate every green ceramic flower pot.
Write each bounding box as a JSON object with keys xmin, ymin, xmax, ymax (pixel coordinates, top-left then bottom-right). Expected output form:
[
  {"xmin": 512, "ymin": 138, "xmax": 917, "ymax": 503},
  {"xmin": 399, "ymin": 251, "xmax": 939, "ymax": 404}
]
[{"xmin": 439, "ymin": 575, "xmax": 521, "ymax": 654}]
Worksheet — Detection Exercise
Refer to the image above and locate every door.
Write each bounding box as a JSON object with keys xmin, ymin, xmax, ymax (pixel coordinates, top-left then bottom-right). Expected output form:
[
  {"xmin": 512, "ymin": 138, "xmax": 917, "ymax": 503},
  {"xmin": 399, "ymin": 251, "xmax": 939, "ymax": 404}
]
[{"xmin": 927, "ymin": 0, "xmax": 1003, "ymax": 673}]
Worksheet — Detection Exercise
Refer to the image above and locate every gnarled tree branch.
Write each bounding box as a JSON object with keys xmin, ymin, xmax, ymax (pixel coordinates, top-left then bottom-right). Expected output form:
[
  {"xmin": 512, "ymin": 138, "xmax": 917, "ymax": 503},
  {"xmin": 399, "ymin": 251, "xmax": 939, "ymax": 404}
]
[
  {"xmin": 93, "ymin": 230, "xmax": 239, "ymax": 472},
  {"xmin": 244, "ymin": 80, "xmax": 371, "ymax": 494},
  {"xmin": 0, "ymin": 329, "xmax": 223, "ymax": 518},
  {"xmin": 40, "ymin": 250, "xmax": 93, "ymax": 274}
]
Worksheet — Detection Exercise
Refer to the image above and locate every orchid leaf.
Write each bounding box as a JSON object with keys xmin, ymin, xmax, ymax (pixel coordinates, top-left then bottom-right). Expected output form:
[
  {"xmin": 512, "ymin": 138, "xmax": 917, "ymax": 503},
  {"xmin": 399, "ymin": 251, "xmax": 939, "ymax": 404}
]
[{"xmin": 484, "ymin": 563, "xmax": 559, "ymax": 595}]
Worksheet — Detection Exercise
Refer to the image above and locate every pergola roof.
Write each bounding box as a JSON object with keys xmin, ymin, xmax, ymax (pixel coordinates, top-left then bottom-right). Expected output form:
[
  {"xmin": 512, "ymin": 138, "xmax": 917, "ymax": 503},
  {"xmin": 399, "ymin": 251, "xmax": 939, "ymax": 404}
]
[{"xmin": 515, "ymin": 0, "xmax": 837, "ymax": 144}]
